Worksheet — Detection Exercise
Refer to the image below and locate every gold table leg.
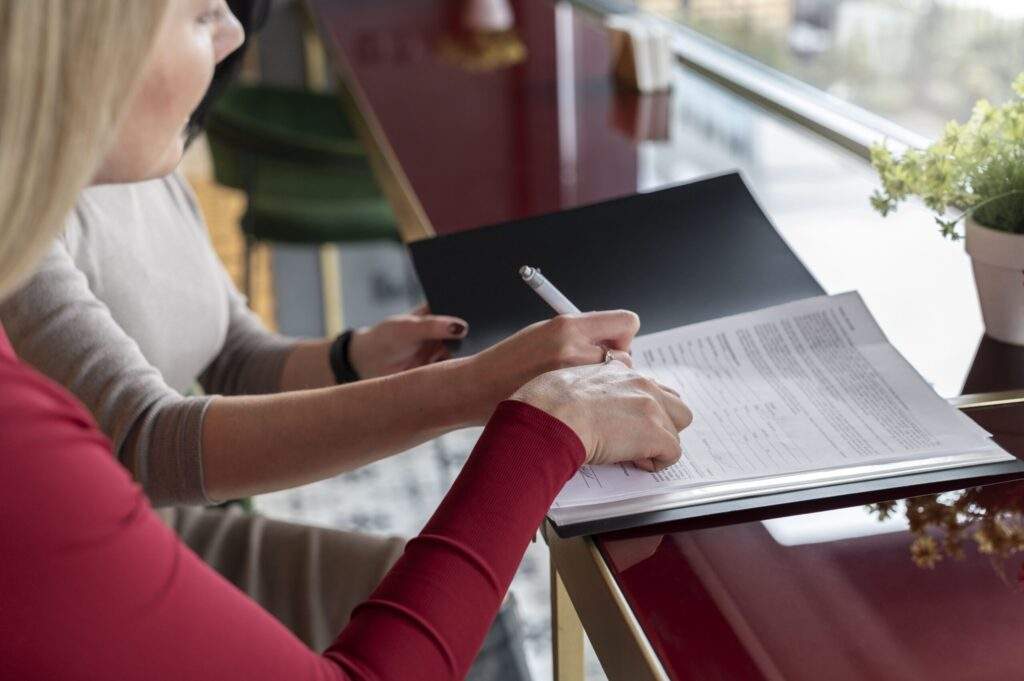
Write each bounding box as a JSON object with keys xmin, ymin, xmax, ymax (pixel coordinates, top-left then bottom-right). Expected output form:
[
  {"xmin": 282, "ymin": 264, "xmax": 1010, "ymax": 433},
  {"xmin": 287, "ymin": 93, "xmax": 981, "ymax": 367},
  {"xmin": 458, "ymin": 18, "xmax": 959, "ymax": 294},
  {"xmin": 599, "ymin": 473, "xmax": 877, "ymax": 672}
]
[
  {"xmin": 546, "ymin": 525, "xmax": 669, "ymax": 681},
  {"xmin": 552, "ymin": 556, "xmax": 585, "ymax": 681}
]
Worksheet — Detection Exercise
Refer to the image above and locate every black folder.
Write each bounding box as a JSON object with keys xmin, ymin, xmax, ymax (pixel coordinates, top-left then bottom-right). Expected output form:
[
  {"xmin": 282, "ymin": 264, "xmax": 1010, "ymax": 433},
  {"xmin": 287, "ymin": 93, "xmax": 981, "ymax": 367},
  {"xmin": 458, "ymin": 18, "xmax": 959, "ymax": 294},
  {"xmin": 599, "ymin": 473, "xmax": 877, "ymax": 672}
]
[
  {"xmin": 411, "ymin": 172, "xmax": 822, "ymax": 356},
  {"xmin": 410, "ymin": 172, "xmax": 1024, "ymax": 537}
]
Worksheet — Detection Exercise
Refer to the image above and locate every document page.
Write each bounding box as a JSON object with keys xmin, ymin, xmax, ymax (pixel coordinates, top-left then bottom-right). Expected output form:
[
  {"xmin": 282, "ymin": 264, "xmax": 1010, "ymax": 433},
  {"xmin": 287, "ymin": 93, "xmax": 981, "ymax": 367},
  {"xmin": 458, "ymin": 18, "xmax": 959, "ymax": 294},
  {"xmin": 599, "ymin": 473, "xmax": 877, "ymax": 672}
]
[{"xmin": 553, "ymin": 292, "xmax": 1005, "ymax": 513}]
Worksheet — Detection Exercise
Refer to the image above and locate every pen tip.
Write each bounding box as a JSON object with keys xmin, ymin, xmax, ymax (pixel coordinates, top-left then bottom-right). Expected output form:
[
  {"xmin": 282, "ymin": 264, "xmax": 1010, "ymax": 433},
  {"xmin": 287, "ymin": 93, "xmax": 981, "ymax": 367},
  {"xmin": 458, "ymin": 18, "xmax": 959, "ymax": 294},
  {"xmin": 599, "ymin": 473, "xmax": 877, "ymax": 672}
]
[{"xmin": 519, "ymin": 265, "xmax": 534, "ymax": 279}]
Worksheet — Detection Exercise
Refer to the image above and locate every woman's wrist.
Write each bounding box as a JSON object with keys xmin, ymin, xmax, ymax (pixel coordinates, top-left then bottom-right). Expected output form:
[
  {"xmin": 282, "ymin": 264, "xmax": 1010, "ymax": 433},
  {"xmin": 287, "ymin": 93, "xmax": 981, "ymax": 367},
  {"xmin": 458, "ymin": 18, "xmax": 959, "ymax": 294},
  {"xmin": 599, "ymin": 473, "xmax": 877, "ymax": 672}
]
[
  {"xmin": 510, "ymin": 377, "xmax": 595, "ymax": 456},
  {"xmin": 443, "ymin": 354, "xmax": 507, "ymax": 427}
]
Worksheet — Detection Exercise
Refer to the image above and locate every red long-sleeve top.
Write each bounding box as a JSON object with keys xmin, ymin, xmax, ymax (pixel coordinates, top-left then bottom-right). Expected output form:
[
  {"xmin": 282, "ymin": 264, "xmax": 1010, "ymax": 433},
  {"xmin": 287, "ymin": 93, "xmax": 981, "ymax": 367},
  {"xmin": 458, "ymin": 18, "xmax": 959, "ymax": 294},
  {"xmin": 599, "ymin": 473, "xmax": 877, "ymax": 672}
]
[{"xmin": 0, "ymin": 325, "xmax": 584, "ymax": 680}]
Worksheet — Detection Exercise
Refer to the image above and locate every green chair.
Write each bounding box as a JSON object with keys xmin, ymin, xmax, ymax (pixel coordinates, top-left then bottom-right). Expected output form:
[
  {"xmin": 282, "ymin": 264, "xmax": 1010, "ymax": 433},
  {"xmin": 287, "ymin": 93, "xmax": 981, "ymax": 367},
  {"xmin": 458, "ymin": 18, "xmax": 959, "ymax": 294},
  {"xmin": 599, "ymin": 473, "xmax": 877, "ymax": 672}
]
[{"xmin": 205, "ymin": 84, "xmax": 398, "ymax": 328}]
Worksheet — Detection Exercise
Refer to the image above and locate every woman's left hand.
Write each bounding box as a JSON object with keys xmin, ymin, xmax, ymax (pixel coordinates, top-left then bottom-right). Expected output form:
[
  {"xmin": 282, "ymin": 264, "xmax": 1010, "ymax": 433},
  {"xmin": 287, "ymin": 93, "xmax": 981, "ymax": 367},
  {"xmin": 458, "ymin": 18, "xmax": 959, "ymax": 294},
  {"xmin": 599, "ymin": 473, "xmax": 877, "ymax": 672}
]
[{"xmin": 347, "ymin": 304, "xmax": 469, "ymax": 379}]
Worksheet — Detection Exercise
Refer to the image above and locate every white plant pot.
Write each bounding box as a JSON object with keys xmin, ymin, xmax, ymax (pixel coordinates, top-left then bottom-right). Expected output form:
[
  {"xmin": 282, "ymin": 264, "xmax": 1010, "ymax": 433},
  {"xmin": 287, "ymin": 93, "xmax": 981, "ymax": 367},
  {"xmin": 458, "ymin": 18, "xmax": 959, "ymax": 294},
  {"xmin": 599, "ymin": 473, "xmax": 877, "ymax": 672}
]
[{"xmin": 965, "ymin": 217, "xmax": 1024, "ymax": 345}]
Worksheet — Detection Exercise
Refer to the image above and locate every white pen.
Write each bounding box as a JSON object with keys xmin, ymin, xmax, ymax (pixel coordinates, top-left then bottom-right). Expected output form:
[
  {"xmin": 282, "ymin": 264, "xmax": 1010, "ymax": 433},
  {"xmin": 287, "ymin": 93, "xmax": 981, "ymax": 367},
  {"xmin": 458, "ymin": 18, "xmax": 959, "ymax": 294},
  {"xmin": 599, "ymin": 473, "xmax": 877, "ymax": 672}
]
[{"xmin": 519, "ymin": 265, "xmax": 581, "ymax": 315}]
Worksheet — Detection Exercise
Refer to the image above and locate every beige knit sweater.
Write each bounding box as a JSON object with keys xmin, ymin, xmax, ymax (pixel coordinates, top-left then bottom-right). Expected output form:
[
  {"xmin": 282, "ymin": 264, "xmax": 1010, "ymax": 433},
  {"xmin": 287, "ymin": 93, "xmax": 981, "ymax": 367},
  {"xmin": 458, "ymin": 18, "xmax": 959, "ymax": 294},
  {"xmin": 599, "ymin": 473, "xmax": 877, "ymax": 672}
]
[{"xmin": 0, "ymin": 173, "xmax": 295, "ymax": 505}]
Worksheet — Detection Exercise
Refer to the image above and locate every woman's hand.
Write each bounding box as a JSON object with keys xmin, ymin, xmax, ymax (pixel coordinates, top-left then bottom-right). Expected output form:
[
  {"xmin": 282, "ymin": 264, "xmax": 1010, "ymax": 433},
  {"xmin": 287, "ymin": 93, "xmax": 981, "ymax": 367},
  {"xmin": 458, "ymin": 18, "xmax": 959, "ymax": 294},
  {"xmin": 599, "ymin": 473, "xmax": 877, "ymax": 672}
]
[
  {"xmin": 461, "ymin": 310, "xmax": 641, "ymax": 423},
  {"xmin": 512, "ymin": 360, "xmax": 692, "ymax": 472},
  {"xmin": 348, "ymin": 304, "xmax": 469, "ymax": 379}
]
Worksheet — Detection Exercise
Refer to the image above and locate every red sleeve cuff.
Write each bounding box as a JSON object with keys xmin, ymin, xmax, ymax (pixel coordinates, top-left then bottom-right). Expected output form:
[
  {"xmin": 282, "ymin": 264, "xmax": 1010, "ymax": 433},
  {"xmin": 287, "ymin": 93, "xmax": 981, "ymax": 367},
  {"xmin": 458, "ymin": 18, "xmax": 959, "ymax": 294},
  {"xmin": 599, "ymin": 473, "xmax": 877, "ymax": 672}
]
[{"xmin": 491, "ymin": 399, "xmax": 587, "ymax": 469}]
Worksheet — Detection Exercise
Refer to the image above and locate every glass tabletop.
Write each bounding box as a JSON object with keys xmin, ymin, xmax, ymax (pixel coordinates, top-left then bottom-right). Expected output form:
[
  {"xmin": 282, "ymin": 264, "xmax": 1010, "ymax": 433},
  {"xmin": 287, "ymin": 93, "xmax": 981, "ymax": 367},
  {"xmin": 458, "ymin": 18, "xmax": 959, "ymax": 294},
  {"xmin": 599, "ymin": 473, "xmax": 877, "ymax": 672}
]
[
  {"xmin": 601, "ymin": 484, "xmax": 1024, "ymax": 680},
  {"xmin": 599, "ymin": 400, "xmax": 1024, "ymax": 680}
]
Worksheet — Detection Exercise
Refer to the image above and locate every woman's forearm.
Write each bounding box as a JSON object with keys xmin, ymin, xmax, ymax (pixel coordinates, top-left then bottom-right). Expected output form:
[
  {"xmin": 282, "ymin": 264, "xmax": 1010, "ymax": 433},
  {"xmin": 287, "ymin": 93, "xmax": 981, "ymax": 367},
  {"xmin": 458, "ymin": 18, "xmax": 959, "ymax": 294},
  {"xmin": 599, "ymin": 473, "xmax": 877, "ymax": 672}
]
[
  {"xmin": 201, "ymin": 356, "xmax": 482, "ymax": 501},
  {"xmin": 279, "ymin": 339, "xmax": 336, "ymax": 391},
  {"xmin": 205, "ymin": 310, "xmax": 644, "ymax": 501}
]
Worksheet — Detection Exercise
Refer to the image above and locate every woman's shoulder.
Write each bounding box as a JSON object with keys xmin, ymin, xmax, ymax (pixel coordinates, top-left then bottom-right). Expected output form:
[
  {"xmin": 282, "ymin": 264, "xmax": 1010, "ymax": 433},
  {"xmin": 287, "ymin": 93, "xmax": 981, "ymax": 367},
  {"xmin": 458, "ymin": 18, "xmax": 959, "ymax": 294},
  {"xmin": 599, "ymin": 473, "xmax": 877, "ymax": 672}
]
[{"xmin": 0, "ymin": 337, "xmax": 104, "ymax": 440}]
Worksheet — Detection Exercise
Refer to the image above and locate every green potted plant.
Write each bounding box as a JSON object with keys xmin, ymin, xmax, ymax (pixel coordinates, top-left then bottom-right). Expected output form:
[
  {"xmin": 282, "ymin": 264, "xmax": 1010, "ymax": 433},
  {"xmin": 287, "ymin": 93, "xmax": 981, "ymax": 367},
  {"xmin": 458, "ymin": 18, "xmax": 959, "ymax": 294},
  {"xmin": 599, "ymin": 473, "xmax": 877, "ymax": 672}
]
[{"xmin": 871, "ymin": 74, "xmax": 1024, "ymax": 345}]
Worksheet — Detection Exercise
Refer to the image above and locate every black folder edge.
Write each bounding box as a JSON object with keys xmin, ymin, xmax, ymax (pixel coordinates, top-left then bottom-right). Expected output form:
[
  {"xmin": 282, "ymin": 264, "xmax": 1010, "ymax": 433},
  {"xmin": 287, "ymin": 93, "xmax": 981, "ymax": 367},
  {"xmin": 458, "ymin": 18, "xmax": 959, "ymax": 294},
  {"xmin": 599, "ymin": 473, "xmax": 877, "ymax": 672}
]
[{"xmin": 549, "ymin": 457, "xmax": 1024, "ymax": 538}]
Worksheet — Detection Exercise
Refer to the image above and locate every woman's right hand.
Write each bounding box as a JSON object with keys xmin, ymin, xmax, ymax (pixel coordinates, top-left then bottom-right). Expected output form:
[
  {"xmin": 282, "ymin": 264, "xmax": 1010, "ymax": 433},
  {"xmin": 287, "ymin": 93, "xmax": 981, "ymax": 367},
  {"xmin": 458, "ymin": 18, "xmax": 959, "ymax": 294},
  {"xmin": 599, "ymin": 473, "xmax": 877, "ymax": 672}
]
[{"xmin": 511, "ymin": 360, "xmax": 692, "ymax": 472}]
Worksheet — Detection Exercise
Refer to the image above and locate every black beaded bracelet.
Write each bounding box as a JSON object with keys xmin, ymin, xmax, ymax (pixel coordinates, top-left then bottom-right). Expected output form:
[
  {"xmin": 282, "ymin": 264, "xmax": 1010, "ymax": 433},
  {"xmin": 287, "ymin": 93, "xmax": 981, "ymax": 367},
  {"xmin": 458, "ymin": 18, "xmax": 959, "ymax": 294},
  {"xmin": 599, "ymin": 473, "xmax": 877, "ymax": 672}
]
[{"xmin": 329, "ymin": 330, "xmax": 361, "ymax": 384}]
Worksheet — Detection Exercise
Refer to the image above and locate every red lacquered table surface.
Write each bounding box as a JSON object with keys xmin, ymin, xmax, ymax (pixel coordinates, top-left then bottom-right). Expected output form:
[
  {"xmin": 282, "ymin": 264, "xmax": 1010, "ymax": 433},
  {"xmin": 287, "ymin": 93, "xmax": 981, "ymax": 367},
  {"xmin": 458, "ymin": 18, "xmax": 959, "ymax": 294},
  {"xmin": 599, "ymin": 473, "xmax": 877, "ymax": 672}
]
[
  {"xmin": 309, "ymin": 0, "xmax": 641, "ymax": 239},
  {"xmin": 597, "ymin": 400, "xmax": 1024, "ymax": 681},
  {"xmin": 308, "ymin": 1, "xmax": 1024, "ymax": 678}
]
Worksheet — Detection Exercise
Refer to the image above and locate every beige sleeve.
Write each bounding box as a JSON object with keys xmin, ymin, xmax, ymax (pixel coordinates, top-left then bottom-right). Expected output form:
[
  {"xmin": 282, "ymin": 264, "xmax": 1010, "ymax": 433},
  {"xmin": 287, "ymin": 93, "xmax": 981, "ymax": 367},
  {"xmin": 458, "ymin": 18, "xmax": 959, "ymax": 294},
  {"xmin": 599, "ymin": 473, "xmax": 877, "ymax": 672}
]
[
  {"xmin": 0, "ymin": 235, "xmax": 213, "ymax": 506},
  {"xmin": 198, "ymin": 265, "xmax": 297, "ymax": 396}
]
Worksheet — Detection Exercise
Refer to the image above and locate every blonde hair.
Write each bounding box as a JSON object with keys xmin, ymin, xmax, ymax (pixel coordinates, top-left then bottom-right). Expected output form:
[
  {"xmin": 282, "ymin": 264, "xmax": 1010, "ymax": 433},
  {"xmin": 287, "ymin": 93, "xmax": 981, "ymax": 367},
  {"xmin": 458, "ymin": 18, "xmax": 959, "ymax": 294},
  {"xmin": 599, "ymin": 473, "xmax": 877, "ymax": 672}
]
[{"xmin": 0, "ymin": 0, "xmax": 169, "ymax": 298}]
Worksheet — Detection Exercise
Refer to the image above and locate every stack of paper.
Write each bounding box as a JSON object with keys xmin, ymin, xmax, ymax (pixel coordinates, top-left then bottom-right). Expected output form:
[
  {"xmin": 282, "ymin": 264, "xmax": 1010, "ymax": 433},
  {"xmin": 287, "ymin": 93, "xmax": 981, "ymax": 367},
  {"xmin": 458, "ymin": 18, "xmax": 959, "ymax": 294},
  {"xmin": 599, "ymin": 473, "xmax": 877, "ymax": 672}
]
[{"xmin": 549, "ymin": 293, "xmax": 1009, "ymax": 527}]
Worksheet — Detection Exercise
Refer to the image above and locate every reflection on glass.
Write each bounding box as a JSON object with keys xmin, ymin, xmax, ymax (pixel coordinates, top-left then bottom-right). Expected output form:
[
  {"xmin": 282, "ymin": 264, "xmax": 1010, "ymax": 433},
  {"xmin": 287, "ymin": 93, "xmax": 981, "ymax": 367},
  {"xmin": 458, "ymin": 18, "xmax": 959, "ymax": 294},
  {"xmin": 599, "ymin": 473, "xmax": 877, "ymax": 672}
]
[
  {"xmin": 436, "ymin": 0, "xmax": 527, "ymax": 72},
  {"xmin": 762, "ymin": 504, "xmax": 909, "ymax": 545},
  {"xmin": 867, "ymin": 483, "xmax": 1024, "ymax": 585},
  {"xmin": 630, "ymin": 0, "xmax": 1024, "ymax": 139}
]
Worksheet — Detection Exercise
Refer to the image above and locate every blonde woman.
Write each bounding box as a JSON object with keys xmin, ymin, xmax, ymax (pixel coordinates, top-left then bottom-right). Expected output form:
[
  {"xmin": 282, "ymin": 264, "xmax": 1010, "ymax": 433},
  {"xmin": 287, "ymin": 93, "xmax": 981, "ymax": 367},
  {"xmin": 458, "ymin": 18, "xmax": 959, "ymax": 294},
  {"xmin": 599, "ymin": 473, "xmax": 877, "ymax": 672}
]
[
  {"xmin": 0, "ymin": 1, "xmax": 691, "ymax": 678},
  {"xmin": 1, "ymin": 0, "xmax": 653, "ymax": 663}
]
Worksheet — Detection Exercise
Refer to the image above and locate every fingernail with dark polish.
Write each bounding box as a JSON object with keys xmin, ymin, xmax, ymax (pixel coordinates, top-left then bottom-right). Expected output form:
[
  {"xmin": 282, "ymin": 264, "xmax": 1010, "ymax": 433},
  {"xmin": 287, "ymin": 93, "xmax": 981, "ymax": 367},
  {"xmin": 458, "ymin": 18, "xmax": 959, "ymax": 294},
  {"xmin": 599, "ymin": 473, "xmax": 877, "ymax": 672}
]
[{"xmin": 450, "ymin": 323, "xmax": 467, "ymax": 336}]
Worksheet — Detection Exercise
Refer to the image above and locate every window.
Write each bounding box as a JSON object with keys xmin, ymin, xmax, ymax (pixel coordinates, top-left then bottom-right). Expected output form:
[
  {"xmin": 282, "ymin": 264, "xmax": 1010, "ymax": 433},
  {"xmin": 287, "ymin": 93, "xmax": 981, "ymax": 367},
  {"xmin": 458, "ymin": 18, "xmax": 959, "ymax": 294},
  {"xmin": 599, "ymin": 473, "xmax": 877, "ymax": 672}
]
[{"xmin": 627, "ymin": 0, "xmax": 1024, "ymax": 140}]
